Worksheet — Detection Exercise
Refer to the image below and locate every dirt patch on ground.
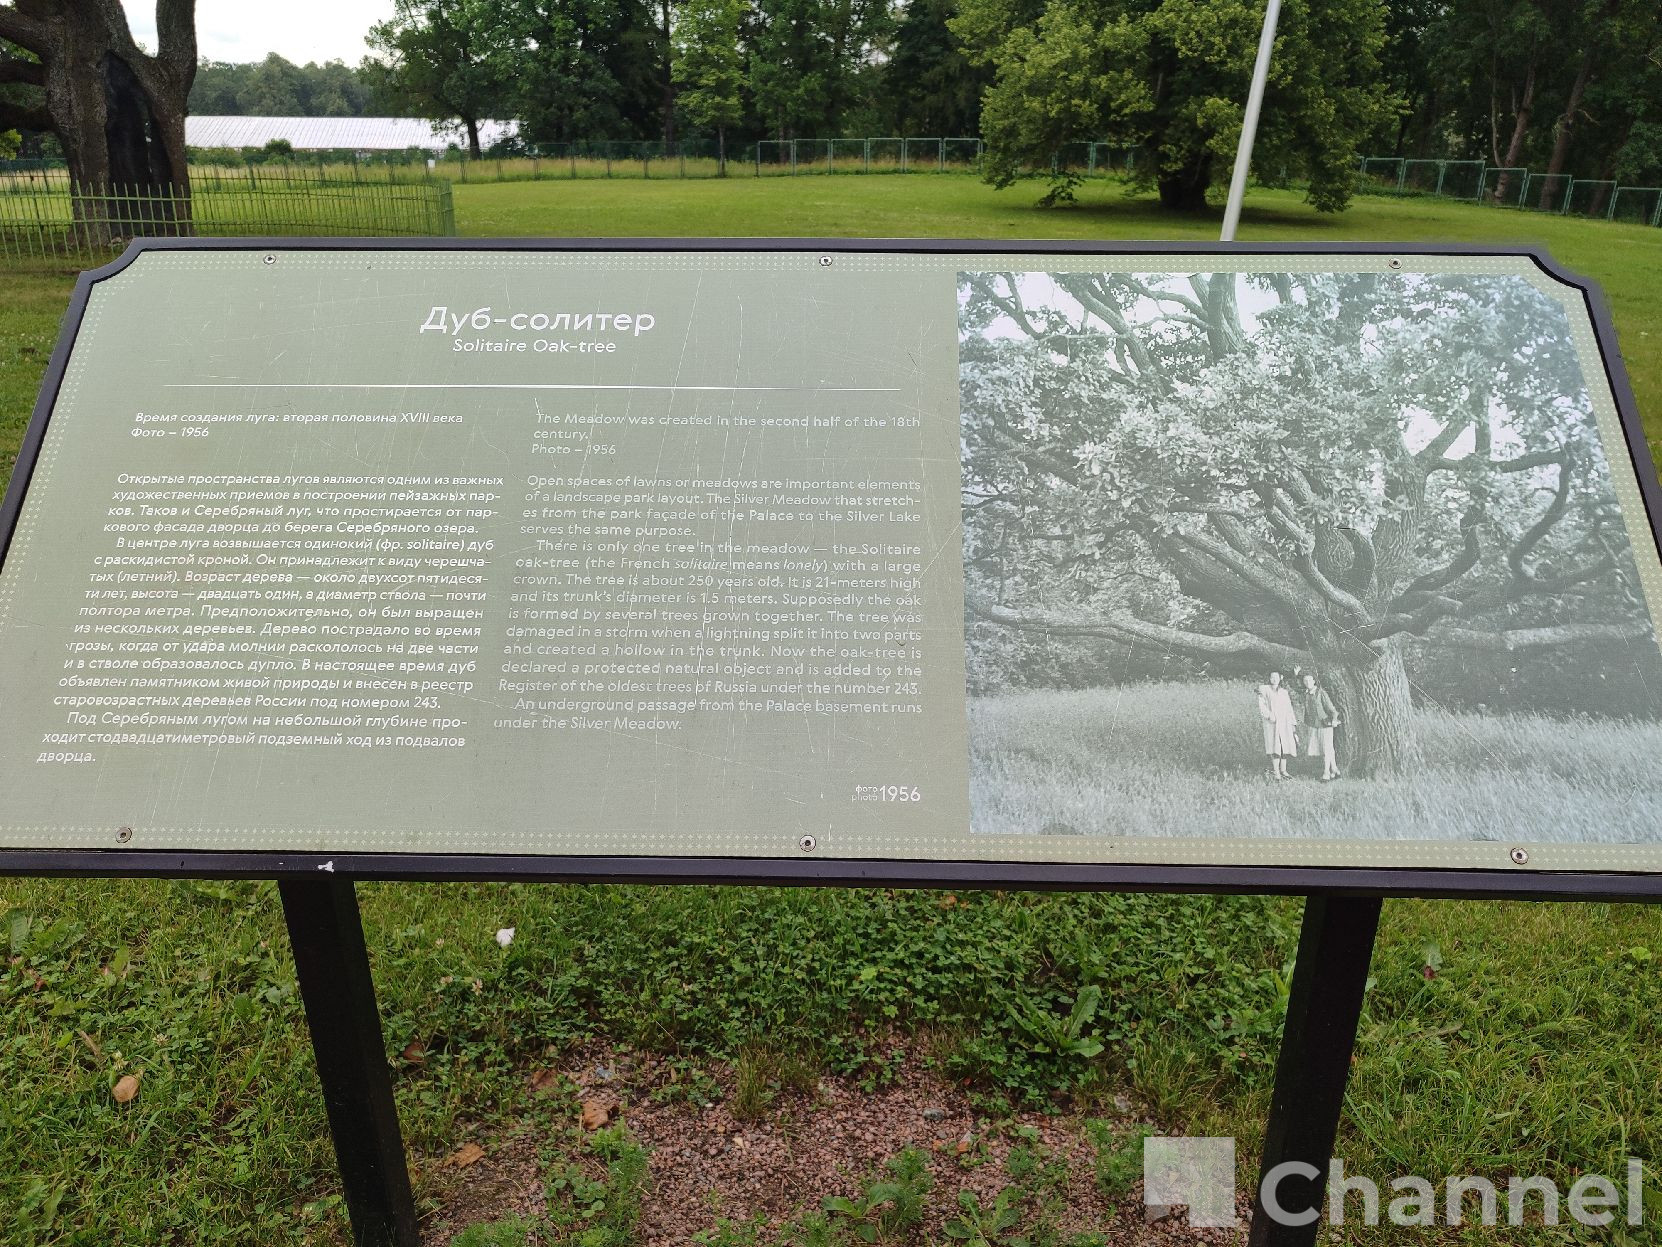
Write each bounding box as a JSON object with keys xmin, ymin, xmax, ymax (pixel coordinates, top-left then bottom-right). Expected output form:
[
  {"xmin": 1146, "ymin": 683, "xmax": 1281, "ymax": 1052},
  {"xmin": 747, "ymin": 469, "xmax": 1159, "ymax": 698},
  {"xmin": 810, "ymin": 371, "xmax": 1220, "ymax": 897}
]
[{"xmin": 417, "ymin": 1048, "xmax": 1250, "ymax": 1245}]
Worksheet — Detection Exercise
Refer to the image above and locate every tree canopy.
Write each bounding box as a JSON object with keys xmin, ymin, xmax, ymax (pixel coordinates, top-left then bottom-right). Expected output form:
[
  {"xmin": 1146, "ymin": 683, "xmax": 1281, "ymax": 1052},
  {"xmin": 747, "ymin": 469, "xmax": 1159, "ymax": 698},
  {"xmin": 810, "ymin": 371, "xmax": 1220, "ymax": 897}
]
[
  {"xmin": 189, "ymin": 55, "xmax": 378, "ymax": 117},
  {"xmin": 953, "ymin": 0, "xmax": 1394, "ymax": 210},
  {"xmin": 674, "ymin": 0, "xmax": 746, "ymax": 168},
  {"xmin": 8, "ymin": 1, "xmax": 1656, "ymax": 215},
  {"xmin": 1385, "ymin": 0, "xmax": 1662, "ymax": 186},
  {"xmin": 366, "ymin": 0, "xmax": 517, "ymax": 157}
]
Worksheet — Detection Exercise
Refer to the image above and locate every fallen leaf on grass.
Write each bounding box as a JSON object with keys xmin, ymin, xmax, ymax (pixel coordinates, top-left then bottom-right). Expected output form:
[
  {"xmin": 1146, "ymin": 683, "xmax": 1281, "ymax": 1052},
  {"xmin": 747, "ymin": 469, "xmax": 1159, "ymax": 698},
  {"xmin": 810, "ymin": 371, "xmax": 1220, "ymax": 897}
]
[
  {"xmin": 447, "ymin": 1143, "xmax": 486, "ymax": 1168},
  {"xmin": 112, "ymin": 1074, "xmax": 140, "ymax": 1104},
  {"xmin": 528, "ymin": 1068, "xmax": 560, "ymax": 1094},
  {"xmin": 581, "ymin": 1099, "xmax": 613, "ymax": 1130},
  {"xmin": 400, "ymin": 1040, "xmax": 427, "ymax": 1065}
]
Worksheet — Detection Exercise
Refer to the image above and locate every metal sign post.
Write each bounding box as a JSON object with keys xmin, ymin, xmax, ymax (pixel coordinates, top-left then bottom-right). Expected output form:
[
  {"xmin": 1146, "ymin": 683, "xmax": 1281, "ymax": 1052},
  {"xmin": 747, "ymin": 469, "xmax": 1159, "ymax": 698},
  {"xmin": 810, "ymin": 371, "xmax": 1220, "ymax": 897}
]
[
  {"xmin": 1248, "ymin": 896, "xmax": 1383, "ymax": 1242},
  {"xmin": 280, "ymin": 879, "xmax": 419, "ymax": 1247},
  {"xmin": 1221, "ymin": 0, "xmax": 1283, "ymax": 241}
]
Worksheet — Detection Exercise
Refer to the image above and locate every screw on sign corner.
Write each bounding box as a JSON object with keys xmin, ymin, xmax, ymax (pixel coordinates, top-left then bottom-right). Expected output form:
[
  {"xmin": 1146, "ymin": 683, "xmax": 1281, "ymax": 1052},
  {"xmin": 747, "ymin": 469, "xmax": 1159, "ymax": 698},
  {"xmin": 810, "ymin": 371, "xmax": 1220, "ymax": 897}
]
[
  {"xmin": 799, "ymin": 835, "xmax": 817, "ymax": 853},
  {"xmin": 116, "ymin": 826, "xmax": 133, "ymax": 844},
  {"xmin": 1510, "ymin": 847, "xmax": 1530, "ymax": 866},
  {"xmin": 818, "ymin": 255, "xmax": 833, "ymax": 267}
]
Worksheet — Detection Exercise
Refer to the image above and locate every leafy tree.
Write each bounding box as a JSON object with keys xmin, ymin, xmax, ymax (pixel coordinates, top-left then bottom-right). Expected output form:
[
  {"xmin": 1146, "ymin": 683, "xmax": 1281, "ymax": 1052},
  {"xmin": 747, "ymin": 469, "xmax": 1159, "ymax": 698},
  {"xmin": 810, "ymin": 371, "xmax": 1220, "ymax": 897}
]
[
  {"xmin": 238, "ymin": 51, "xmax": 307, "ymax": 114},
  {"xmin": 506, "ymin": 0, "xmax": 664, "ymax": 144},
  {"xmin": 0, "ymin": 1, "xmax": 197, "ymax": 237},
  {"xmin": 367, "ymin": 0, "xmax": 514, "ymax": 156},
  {"xmin": 1535, "ymin": 0, "xmax": 1662, "ymax": 193},
  {"xmin": 186, "ymin": 59, "xmax": 241, "ymax": 112},
  {"xmin": 301, "ymin": 59, "xmax": 372, "ymax": 116},
  {"xmin": 1613, "ymin": 121, "xmax": 1662, "ymax": 186},
  {"xmin": 188, "ymin": 56, "xmax": 376, "ymax": 117},
  {"xmin": 959, "ymin": 270, "xmax": 1658, "ymax": 775},
  {"xmin": 953, "ymin": 0, "xmax": 1393, "ymax": 211},
  {"xmin": 1377, "ymin": 0, "xmax": 1662, "ymax": 190},
  {"xmin": 878, "ymin": 0, "xmax": 990, "ymax": 136},
  {"xmin": 748, "ymin": 0, "xmax": 891, "ymax": 139},
  {"xmin": 1406, "ymin": 0, "xmax": 1534, "ymax": 176},
  {"xmin": 1372, "ymin": 0, "xmax": 1441, "ymax": 157},
  {"xmin": 674, "ymin": 0, "xmax": 746, "ymax": 170}
]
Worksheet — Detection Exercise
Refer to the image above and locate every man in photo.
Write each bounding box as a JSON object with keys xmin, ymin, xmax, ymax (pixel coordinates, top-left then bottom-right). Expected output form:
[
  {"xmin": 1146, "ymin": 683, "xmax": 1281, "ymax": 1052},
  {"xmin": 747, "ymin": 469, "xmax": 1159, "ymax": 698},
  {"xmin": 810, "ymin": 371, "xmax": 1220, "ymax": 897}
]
[{"xmin": 1300, "ymin": 672, "xmax": 1342, "ymax": 782}]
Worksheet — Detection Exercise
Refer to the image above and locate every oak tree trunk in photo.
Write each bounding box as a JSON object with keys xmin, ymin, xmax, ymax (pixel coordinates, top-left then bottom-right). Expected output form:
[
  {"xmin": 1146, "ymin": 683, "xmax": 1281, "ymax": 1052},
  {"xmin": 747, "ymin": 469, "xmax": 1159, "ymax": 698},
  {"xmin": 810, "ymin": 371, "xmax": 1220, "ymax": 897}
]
[
  {"xmin": 0, "ymin": 0, "xmax": 198, "ymax": 249},
  {"xmin": 1330, "ymin": 642, "xmax": 1422, "ymax": 779}
]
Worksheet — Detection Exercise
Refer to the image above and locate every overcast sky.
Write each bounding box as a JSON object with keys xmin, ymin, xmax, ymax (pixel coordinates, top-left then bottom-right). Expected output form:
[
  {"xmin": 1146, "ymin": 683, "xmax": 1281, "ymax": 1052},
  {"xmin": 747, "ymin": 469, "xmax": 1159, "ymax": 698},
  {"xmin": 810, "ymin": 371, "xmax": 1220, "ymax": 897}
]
[{"xmin": 123, "ymin": 0, "xmax": 393, "ymax": 66}]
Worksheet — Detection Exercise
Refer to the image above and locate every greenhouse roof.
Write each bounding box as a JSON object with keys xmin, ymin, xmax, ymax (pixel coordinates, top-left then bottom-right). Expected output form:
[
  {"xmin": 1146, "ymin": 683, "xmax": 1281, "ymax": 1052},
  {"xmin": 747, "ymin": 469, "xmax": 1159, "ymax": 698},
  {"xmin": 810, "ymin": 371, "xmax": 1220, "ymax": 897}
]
[{"xmin": 185, "ymin": 116, "xmax": 519, "ymax": 151}]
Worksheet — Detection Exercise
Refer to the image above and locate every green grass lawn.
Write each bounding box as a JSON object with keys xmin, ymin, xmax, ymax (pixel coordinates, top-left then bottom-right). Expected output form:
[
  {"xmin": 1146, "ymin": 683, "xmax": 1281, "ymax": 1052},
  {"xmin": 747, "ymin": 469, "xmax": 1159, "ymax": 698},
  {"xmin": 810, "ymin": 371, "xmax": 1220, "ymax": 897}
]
[
  {"xmin": 447, "ymin": 176, "xmax": 1662, "ymax": 442},
  {"xmin": 3, "ymin": 175, "xmax": 1662, "ymax": 1245}
]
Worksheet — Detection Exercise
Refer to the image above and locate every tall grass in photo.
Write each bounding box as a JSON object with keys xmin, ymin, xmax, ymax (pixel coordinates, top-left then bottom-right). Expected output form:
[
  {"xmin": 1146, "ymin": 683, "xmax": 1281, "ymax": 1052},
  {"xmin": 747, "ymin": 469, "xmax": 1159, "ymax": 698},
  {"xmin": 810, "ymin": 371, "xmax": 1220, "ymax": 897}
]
[{"xmin": 970, "ymin": 682, "xmax": 1662, "ymax": 842}]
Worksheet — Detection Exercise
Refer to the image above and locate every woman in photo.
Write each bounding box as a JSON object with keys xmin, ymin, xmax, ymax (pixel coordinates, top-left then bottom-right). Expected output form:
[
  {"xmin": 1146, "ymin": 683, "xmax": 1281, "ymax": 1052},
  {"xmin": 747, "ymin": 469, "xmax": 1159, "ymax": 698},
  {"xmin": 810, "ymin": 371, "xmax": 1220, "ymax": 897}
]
[{"xmin": 1258, "ymin": 671, "xmax": 1297, "ymax": 779}]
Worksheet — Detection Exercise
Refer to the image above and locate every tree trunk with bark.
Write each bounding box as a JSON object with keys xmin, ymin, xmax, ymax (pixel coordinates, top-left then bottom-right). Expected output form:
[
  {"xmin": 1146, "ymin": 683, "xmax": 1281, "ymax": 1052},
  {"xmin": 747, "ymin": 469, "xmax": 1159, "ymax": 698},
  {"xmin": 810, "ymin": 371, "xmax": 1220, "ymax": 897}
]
[
  {"xmin": 464, "ymin": 116, "xmax": 480, "ymax": 159},
  {"xmin": 0, "ymin": 1, "xmax": 198, "ymax": 247},
  {"xmin": 1491, "ymin": 62, "xmax": 1536, "ymax": 203},
  {"xmin": 658, "ymin": 0, "xmax": 675, "ymax": 151},
  {"xmin": 1328, "ymin": 640, "xmax": 1422, "ymax": 779},
  {"xmin": 1539, "ymin": 56, "xmax": 1592, "ymax": 208},
  {"xmin": 1157, "ymin": 155, "xmax": 1211, "ymax": 211}
]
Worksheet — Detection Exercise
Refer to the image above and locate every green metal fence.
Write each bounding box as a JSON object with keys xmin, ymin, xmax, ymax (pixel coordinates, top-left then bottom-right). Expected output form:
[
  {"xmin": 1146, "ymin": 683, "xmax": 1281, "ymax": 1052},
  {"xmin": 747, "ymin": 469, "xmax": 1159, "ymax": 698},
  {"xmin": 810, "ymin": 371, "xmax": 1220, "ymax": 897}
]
[
  {"xmin": 0, "ymin": 174, "xmax": 454, "ymax": 261},
  {"xmin": 1610, "ymin": 186, "xmax": 1662, "ymax": 228},
  {"xmin": 1358, "ymin": 156, "xmax": 1661, "ymax": 225},
  {"xmin": 753, "ymin": 137, "xmax": 984, "ymax": 175}
]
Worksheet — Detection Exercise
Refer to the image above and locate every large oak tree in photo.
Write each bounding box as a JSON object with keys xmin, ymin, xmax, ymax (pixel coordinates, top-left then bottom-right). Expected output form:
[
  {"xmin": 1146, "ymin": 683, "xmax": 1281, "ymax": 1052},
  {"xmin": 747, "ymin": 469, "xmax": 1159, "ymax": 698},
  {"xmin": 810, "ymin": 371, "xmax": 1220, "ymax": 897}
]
[
  {"xmin": 960, "ymin": 271, "xmax": 1658, "ymax": 776},
  {"xmin": 0, "ymin": 0, "xmax": 197, "ymax": 235}
]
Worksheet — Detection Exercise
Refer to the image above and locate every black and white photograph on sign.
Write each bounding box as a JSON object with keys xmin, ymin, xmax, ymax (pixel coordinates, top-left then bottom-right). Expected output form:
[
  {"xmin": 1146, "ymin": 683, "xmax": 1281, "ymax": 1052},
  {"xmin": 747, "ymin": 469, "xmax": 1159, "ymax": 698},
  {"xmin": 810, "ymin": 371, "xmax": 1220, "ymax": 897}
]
[{"xmin": 957, "ymin": 270, "xmax": 1662, "ymax": 844}]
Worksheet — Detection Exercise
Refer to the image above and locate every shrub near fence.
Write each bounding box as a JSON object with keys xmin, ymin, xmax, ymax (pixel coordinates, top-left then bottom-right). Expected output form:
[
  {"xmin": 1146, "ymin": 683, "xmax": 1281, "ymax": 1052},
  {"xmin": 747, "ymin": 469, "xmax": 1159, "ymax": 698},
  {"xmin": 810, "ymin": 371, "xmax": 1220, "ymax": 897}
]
[{"xmin": 0, "ymin": 175, "xmax": 454, "ymax": 261}]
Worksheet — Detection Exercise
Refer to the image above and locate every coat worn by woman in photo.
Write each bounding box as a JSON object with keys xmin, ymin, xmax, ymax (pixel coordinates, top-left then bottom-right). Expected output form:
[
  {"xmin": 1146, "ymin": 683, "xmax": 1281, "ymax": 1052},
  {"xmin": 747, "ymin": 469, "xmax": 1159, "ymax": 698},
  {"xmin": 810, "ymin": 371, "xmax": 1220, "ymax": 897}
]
[{"xmin": 1258, "ymin": 674, "xmax": 1297, "ymax": 766}]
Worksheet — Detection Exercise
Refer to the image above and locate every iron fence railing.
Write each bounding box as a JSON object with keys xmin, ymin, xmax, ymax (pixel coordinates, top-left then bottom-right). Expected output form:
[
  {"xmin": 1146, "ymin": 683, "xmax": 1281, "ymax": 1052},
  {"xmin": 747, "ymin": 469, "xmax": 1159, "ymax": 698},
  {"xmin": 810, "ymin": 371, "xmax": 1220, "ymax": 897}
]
[
  {"xmin": 1356, "ymin": 156, "xmax": 1662, "ymax": 225},
  {"xmin": 0, "ymin": 175, "xmax": 454, "ymax": 261},
  {"xmin": 6, "ymin": 149, "xmax": 1658, "ymax": 230}
]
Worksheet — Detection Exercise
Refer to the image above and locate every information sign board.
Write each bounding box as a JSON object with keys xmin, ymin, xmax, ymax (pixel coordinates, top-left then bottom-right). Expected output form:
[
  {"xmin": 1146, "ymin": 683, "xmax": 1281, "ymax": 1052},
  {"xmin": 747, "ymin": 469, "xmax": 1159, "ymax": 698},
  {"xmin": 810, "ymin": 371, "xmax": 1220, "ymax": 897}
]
[{"xmin": 2, "ymin": 240, "xmax": 1659, "ymax": 894}]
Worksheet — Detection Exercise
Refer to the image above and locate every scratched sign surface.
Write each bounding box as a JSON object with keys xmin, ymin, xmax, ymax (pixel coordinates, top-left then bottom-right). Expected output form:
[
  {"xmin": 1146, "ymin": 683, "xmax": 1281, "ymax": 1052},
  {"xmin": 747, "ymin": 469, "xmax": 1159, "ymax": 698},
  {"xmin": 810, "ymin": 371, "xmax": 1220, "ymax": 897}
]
[{"xmin": 1, "ymin": 243, "xmax": 1659, "ymax": 875}]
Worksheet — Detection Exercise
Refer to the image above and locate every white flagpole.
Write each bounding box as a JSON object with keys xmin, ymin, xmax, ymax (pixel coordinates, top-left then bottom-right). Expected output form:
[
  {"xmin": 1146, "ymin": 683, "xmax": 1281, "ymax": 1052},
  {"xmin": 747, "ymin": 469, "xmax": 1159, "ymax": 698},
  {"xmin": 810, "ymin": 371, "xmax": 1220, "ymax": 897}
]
[{"xmin": 1220, "ymin": 0, "xmax": 1282, "ymax": 242}]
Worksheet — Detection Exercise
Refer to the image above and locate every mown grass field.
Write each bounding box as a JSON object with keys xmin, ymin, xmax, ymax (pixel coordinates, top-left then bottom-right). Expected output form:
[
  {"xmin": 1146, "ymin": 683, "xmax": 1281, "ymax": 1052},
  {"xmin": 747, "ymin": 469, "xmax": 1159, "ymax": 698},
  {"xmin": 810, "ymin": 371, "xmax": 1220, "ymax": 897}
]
[
  {"xmin": 971, "ymin": 683, "xmax": 1662, "ymax": 843},
  {"xmin": 3, "ymin": 175, "xmax": 1662, "ymax": 1244}
]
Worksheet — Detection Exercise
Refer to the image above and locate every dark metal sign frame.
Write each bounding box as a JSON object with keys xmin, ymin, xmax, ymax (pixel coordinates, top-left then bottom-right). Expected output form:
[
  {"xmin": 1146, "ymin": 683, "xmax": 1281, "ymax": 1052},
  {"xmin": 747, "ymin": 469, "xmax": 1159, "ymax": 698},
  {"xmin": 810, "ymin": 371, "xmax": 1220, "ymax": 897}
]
[
  {"xmin": 1, "ymin": 237, "xmax": 1657, "ymax": 900},
  {"xmin": 3, "ymin": 238, "xmax": 1657, "ymax": 1247}
]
